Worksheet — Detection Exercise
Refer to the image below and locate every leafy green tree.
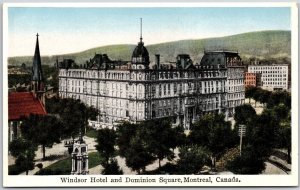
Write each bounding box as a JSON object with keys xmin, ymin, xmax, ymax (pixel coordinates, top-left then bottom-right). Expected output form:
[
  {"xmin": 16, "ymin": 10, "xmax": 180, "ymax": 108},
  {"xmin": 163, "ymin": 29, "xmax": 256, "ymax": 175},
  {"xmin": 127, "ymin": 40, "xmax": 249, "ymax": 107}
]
[
  {"xmin": 234, "ymin": 104, "xmax": 257, "ymax": 125},
  {"xmin": 124, "ymin": 135, "xmax": 155, "ymax": 174},
  {"xmin": 258, "ymin": 90, "xmax": 271, "ymax": 106},
  {"xmin": 116, "ymin": 121, "xmax": 156, "ymax": 174},
  {"xmin": 277, "ymin": 124, "xmax": 291, "ymax": 163},
  {"xmin": 267, "ymin": 91, "xmax": 291, "ymax": 109},
  {"xmin": 253, "ymin": 88, "xmax": 263, "ymax": 107},
  {"xmin": 169, "ymin": 125, "xmax": 187, "ymax": 151},
  {"xmin": 8, "ymin": 74, "xmax": 31, "ymax": 88},
  {"xmin": 21, "ymin": 114, "xmax": 62, "ymax": 159},
  {"xmin": 245, "ymin": 86, "xmax": 257, "ymax": 103},
  {"xmin": 141, "ymin": 119, "xmax": 176, "ymax": 169},
  {"xmin": 177, "ymin": 145, "xmax": 210, "ymax": 174},
  {"xmin": 45, "ymin": 97, "xmax": 99, "ymax": 139},
  {"xmin": 116, "ymin": 122, "xmax": 138, "ymax": 157},
  {"xmin": 226, "ymin": 145, "xmax": 266, "ymax": 174},
  {"xmin": 243, "ymin": 109, "xmax": 280, "ymax": 161},
  {"xmin": 272, "ymin": 104, "xmax": 290, "ymax": 121},
  {"xmin": 96, "ymin": 128, "xmax": 116, "ymax": 165},
  {"xmin": 9, "ymin": 138, "xmax": 37, "ymax": 175},
  {"xmin": 101, "ymin": 158, "xmax": 123, "ymax": 175},
  {"xmin": 189, "ymin": 114, "xmax": 237, "ymax": 168}
]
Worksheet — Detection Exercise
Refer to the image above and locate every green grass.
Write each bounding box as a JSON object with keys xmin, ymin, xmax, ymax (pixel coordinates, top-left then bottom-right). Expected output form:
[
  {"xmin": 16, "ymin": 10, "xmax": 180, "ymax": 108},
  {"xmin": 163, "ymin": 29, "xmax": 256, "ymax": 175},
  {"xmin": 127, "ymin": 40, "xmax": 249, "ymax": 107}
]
[
  {"xmin": 85, "ymin": 128, "xmax": 98, "ymax": 139},
  {"xmin": 88, "ymin": 152, "xmax": 103, "ymax": 168},
  {"xmin": 35, "ymin": 152, "xmax": 102, "ymax": 175},
  {"xmin": 46, "ymin": 157, "xmax": 72, "ymax": 171},
  {"xmin": 8, "ymin": 164, "xmax": 26, "ymax": 175}
]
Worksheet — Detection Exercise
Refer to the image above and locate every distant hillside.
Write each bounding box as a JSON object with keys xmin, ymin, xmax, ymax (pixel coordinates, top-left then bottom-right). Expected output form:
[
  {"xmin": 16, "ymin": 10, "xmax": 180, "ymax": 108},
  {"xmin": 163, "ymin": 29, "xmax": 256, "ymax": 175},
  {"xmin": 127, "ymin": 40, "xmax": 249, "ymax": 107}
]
[{"xmin": 8, "ymin": 30, "xmax": 291, "ymax": 66}]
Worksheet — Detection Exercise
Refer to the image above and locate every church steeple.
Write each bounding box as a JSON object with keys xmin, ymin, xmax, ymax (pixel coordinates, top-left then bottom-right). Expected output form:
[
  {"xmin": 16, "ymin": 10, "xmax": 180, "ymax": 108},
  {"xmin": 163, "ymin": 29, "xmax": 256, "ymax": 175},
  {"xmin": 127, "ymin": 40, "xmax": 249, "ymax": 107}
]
[{"xmin": 31, "ymin": 33, "xmax": 44, "ymax": 92}]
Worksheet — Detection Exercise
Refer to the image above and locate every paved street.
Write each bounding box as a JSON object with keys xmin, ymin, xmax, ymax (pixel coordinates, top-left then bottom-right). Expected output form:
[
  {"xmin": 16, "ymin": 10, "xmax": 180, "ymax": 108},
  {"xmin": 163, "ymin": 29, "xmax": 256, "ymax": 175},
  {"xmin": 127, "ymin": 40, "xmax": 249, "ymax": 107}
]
[{"xmin": 262, "ymin": 162, "xmax": 287, "ymax": 175}]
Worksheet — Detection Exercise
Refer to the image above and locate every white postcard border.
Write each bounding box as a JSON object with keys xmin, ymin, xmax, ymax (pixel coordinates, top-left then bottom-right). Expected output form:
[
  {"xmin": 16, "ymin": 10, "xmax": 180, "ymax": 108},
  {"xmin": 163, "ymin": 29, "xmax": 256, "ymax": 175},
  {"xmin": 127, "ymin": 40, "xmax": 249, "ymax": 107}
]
[{"xmin": 2, "ymin": 2, "xmax": 298, "ymax": 187}]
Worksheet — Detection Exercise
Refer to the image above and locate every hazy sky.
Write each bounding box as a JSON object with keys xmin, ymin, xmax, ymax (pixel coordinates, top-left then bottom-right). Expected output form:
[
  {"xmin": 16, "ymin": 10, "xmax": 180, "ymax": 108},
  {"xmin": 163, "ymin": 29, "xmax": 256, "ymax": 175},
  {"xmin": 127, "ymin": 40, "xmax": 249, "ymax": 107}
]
[{"xmin": 8, "ymin": 7, "xmax": 291, "ymax": 57}]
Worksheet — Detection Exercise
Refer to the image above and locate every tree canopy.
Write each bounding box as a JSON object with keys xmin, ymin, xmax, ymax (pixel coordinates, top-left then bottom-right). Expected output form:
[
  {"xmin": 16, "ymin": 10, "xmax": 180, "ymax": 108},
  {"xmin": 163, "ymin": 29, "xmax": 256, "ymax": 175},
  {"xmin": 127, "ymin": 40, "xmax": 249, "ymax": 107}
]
[
  {"xmin": 46, "ymin": 97, "xmax": 99, "ymax": 139},
  {"xmin": 177, "ymin": 145, "xmax": 210, "ymax": 174},
  {"xmin": 189, "ymin": 114, "xmax": 237, "ymax": 167},
  {"xmin": 96, "ymin": 128, "xmax": 117, "ymax": 165},
  {"xmin": 116, "ymin": 119, "xmax": 186, "ymax": 173},
  {"xmin": 234, "ymin": 104, "xmax": 257, "ymax": 125},
  {"xmin": 20, "ymin": 114, "xmax": 62, "ymax": 159},
  {"xmin": 9, "ymin": 138, "xmax": 37, "ymax": 175},
  {"xmin": 226, "ymin": 145, "xmax": 266, "ymax": 174}
]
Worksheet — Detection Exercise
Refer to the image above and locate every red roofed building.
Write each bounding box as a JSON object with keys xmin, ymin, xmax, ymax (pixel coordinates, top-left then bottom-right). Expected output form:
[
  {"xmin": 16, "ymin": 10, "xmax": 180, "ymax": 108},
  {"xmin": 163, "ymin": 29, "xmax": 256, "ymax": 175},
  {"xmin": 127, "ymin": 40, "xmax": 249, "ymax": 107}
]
[
  {"xmin": 8, "ymin": 34, "xmax": 47, "ymax": 142},
  {"xmin": 8, "ymin": 92, "xmax": 47, "ymax": 142}
]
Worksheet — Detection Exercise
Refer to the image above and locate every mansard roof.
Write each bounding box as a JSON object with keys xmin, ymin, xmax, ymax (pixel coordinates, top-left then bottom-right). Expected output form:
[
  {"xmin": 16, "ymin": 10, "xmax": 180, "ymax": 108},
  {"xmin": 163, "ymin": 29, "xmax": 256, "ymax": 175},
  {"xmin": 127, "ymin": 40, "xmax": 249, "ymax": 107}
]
[
  {"xmin": 87, "ymin": 54, "xmax": 128, "ymax": 69},
  {"xmin": 200, "ymin": 50, "xmax": 242, "ymax": 66}
]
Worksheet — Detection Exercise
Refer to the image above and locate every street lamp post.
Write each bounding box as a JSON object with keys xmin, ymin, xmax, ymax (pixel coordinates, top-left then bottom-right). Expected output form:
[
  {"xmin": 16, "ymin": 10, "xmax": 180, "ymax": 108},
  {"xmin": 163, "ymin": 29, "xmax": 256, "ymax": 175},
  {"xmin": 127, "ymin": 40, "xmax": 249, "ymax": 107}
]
[{"xmin": 238, "ymin": 125, "xmax": 246, "ymax": 156}]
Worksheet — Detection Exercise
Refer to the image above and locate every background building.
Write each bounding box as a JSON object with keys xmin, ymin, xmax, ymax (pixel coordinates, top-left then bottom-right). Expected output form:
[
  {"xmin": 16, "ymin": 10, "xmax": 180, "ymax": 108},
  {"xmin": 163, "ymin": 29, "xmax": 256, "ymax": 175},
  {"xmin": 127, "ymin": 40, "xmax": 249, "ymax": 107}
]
[
  {"xmin": 248, "ymin": 65, "xmax": 289, "ymax": 91},
  {"xmin": 244, "ymin": 72, "xmax": 261, "ymax": 88}
]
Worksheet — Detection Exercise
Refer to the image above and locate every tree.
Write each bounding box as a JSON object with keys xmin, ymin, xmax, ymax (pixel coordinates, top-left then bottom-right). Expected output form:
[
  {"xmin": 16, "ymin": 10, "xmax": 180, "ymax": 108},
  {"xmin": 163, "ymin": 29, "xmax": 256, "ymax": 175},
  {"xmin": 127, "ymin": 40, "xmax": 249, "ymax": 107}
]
[
  {"xmin": 258, "ymin": 90, "xmax": 271, "ymax": 106},
  {"xmin": 96, "ymin": 128, "xmax": 116, "ymax": 165},
  {"xmin": 169, "ymin": 125, "xmax": 187, "ymax": 151},
  {"xmin": 101, "ymin": 158, "xmax": 123, "ymax": 175},
  {"xmin": 226, "ymin": 145, "xmax": 266, "ymax": 174},
  {"xmin": 45, "ymin": 97, "xmax": 99, "ymax": 139},
  {"xmin": 177, "ymin": 145, "xmax": 210, "ymax": 174},
  {"xmin": 277, "ymin": 124, "xmax": 291, "ymax": 164},
  {"xmin": 116, "ymin": 121, "xmax": 155, "ymax": 174},
  {"xmin": 272, "ymin": 104, "xmax": 289, "ymax": 121},
  {"xmin": 234, "ymin": 104, "xmax": 257, "ymax": 125},
  {"xmin": 189, "ymin": 114, "xmax": 237, "ymax": 168},
  {"xmin": 9, "ymin": 138, "xmax": 37, "ymax": 175},
  {"xmin": 245, "ymin": 86, "xmax": 257, "ymax": 103},
  {"xmin": 267, "ymin": 91, "xmax": 291, "ymax": 109},
  {"xmin": 116, "ymin": 122, "xmax": 138, "ymax": 158},
  {"xmin": 124, "ymin": 135, "xmax": 155, "ymax": 174},
  {"xmin": 141, "ymin": 119, "xmax": 175, "ymax": 169},
  {"xmin": 274, "ymin": 110, "xmax": 291, "ymax": 164},
  {"xmin": 21, "ymin": 114, "xmax": 62, "ymax": 159},
  {"xmin": 253, "ymin": 88, "xmax": 263, "ymax": 107}
]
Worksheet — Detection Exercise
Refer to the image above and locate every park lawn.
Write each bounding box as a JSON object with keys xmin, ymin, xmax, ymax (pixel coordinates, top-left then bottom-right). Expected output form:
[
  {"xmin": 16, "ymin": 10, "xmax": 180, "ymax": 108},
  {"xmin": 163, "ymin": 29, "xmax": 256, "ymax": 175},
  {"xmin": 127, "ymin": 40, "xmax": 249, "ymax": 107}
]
[
  {"xmin": 8, "ymin": 164, "xmax": 26, "ymax": 175},
  {"xmin": 85, "ymin": 128, "xmax": 98, "ymax": 139},
  {"xmin": 36, "ymin": 152, "xmax": 102, "ymax": 175}
]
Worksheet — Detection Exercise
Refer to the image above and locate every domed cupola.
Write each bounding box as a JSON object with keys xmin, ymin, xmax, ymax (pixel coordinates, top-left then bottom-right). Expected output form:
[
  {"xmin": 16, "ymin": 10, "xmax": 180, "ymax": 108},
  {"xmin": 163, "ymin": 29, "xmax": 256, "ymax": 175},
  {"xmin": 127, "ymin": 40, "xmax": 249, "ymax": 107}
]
[{"xmin": 131, "ymin": 18, "xmax": 150, "ymax": 66}]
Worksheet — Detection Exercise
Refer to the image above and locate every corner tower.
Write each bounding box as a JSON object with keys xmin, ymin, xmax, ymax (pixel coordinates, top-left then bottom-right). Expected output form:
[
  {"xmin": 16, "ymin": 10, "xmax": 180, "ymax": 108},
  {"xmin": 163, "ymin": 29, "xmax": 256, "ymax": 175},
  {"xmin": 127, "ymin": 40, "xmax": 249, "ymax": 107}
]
[{"xmin": 131, "ymin": 18, "xmax": 150, "ymax": 69}]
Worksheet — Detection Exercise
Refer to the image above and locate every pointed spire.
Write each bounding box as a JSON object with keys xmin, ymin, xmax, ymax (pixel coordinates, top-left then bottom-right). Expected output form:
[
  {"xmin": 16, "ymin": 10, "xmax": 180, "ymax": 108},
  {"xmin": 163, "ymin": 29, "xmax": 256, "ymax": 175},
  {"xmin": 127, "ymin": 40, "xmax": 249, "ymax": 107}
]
[
  {"xmin": 32, "ymin": 33, "xmax": 43, "ymax": 82},
  {"xmin": 140, "ymin": 18, "xmax": 143, "ymax": 43},
  {"xmin": 31, "ymin": 33, "xmax": 44, "ymax": 93}
]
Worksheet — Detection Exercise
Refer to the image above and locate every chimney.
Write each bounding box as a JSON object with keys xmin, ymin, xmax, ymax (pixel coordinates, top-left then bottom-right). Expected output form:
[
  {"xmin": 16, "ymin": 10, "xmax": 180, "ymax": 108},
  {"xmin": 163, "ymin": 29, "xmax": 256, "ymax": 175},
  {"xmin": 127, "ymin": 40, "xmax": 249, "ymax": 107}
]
[{"xmin": 155, "ymin": 54, "xmax": 160, "ymax": 69}]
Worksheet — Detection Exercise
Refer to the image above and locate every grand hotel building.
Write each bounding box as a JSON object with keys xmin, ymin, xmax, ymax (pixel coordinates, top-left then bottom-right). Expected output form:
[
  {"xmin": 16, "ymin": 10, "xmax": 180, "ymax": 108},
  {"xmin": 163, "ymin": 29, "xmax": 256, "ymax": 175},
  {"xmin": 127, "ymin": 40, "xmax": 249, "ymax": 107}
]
[{"xmin": 58, "ymin": 33, "xmax": 245, "ymax": 129}]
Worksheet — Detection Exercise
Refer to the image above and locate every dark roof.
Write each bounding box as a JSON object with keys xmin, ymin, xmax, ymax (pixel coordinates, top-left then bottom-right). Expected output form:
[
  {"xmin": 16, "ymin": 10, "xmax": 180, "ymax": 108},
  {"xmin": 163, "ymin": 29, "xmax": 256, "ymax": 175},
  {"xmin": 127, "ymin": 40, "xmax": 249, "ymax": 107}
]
[
  {"xmin": 9, "ymin": 92, "xmax": 47, "ymax": 121},
  {"xmin": 200, "ymin": 51, "xmax": 241, "ymax": 66},
  {"xmin": 132, "ymin": 41, "xmax": 150, "ymax": 64},
  {"xmin": 176, "ymin": 54, "xmax": 195, "ymax": 69},
  {"xmin": 58, "ymin": 59, "xmax": 78, "ymax": 69}
]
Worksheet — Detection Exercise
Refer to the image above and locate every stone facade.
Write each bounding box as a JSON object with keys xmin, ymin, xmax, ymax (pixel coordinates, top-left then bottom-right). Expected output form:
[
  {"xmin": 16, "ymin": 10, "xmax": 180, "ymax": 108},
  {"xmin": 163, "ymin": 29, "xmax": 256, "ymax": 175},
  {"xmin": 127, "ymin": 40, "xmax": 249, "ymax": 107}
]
[{"xmin": 59, "ymin": 37, "xmax": 245, "ymax": 129}]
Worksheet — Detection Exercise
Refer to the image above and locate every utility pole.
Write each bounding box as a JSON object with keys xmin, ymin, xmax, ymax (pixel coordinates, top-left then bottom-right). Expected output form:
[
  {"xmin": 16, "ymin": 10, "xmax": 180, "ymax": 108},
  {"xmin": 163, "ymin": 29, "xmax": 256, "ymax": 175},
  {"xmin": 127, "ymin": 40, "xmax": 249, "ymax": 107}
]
[{"xmin": 238, "ymin": 125, "xmax": 246, "ymax": 156}]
